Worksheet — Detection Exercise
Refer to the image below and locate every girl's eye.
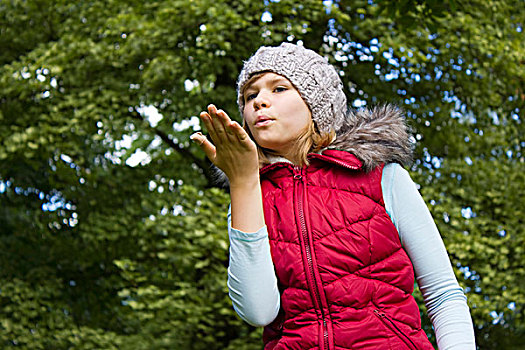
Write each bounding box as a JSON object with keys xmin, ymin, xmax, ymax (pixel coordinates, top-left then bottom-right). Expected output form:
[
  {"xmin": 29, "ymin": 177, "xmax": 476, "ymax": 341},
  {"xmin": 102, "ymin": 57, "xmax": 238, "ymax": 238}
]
[
  {"xmin": 245, "ymin": 93, "xmax": 257, "ymax": 101},
  {"xmin": 274, "ymin": 86, "xmax": 287, "ymax": 92}
]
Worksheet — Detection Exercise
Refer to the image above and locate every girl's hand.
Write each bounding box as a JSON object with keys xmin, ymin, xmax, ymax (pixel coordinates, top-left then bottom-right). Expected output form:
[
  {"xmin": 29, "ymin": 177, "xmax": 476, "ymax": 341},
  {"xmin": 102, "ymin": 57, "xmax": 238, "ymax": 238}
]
[{"xmin": 190, "ymin": 104, "xmax": 259, "ymax": 185}]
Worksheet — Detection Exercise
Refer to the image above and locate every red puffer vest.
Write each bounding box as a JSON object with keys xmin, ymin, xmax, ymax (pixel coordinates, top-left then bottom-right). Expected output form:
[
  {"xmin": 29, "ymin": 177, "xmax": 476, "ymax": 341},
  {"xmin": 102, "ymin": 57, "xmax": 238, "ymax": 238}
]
[{"xmin": 259, "ymin": 149, "xmax": 434, "ymax": 350}]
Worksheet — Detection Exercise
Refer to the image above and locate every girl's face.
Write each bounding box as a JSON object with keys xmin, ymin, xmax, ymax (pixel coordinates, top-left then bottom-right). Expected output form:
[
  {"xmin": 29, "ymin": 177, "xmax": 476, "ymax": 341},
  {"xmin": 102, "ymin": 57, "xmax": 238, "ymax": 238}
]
[{"xmin": 243, "ymin": 72, "xmax": 312, "ymax": 158}]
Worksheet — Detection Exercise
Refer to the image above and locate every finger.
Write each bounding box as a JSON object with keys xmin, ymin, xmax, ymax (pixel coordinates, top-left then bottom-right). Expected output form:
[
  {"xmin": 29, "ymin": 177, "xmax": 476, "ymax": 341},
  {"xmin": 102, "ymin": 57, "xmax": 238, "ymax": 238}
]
[
  {"xmin": 215, "ymin": 108, "xmax": 235, "ymax": 132},
  {"xmin": 230, "ymin": 121, "xmax": 251, "ymax": 143},
  {"xmin": 199, "ymin": 111, "xmax": 212, "ymax": 130},
  {"xmin": 190, "ymin": 132, "xmax": 217, "ymax": 162},
  {"xmin": 199, "ymin": 111, "xmax": 221, "ymax": 144},
  {"xmin": 208, "ymin": 105, "xmax": 233, "ymax": 142}
]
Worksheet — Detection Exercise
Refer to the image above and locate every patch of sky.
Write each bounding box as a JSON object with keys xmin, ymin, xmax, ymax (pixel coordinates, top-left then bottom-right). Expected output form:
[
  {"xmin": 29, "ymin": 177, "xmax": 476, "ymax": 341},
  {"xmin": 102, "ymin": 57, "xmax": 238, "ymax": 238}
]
[
  {"xmin": 262, "ymin": 29, "xmax": 272, "ymax": 39},
  {"xmin": 0, "ymin": 180, "xmax": 8, "ymax": 193},
  {"xmin": 125, "ymin": 136, "xmax": 162, "ymax": 167},
  {"xmin": 36, "ymin": 68, "xmax": 49, "ymax": 82},
  {"xmin": 184, "ymin": 79, "xmax": 200, "ymax": 92},
  {"xmin": 173, "ymin": 116, "xmax": 201, "ymax": 132},
  {"xmin": 21, "ymin": 69, "xmax": 31, "ymax": 79},
  {"xmin": 434, "ymin": 67, "xmax": 443, "ymax": 80},
  {"xmin": 490, "ymin": 311, "xmax": 504, "ymax": 325},
  {"xmin": 431, "ymin": 156, "xmax": 442, "ymax": 168},
  {"xmin": 352, "ymin": 99, "xmax": 367, "ymax": 108},
  {"xmin": 323, "ymin": 0, "xmax": 333, "ymax": 13},
  {"xmin": 460, "ymin": 266, "xmax": 480, "ymax": 281},
  {"xmin": 459, "ymin": 266, "xmax": 472, "ymax": 279},
  {"xmin": 442, "ymin": 90, "xmax": 456, "ymax": 103},
  {"xmin": 464, "ymin": 156, "xmax": 473, "ymax": 165},
  {"xmin": 409, "ymin": 97, "xmax": 416, "ymax": 104},
  {"xmin": 261, "ymin": 10, "xmax": 272, "ymax": 23},
  {"xmin": 148, "ymin": 180, "xmax": 157, "ymax": 191},
  {"xmin": 423, "ymin": 148, "xmax": 432, "ymax": 163},
  {"xmin": 461, "ymin": 207, "xmax": 475, "ymax": 219},
  {"xmin": 358, "ymin": 53, "xmax": 373, "ymax": 62},
  {"xmin": 173, "ymin": 204, "xmax": 185, "ymax": 216},
  {"xmin": 382, "ymin": 51, "xmax": 400, "ymax": 67},
  {"xmin": 384, "ymin": 70, "xmax": 399, "ymax": 81},
  {"xmin": 511, "ymin": 113, "xmax": 520, "ymax": 122},
  {"xmin": 489, "ymin": 111, "xmax": 500, "ymax": 125},
  {"xmin": 42, "ymin": 192, "xmax": 75, "ymax": 212},
  {"xmin": 60, "ymin": 154, "xmax": 79, "ymax": 170},
  {"xmin": 136, "ymin": 105, "xmax": 163, "ymax": 127},
  {"xmin": 116, "ymin": 133, "xmax": 138, "ymax": 151},
  {"xmin": 326, "ymin": 34, "xmax": 339, "ymax": 47}
]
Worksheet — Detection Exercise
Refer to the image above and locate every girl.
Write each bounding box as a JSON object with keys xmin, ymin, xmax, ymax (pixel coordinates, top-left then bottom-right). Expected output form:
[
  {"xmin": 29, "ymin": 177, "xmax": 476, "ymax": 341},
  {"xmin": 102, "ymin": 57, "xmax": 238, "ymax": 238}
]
[{"xmin": 191, "ymin": 43, "xmax": 476, "ymax": 350}]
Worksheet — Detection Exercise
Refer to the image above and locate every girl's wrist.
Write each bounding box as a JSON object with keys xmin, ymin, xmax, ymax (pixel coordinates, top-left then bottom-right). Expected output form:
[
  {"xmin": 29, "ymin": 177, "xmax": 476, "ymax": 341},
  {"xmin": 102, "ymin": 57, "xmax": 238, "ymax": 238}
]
[{"xmin": 229, "ymin": 174, "xmax": 260, "ymax": 191}]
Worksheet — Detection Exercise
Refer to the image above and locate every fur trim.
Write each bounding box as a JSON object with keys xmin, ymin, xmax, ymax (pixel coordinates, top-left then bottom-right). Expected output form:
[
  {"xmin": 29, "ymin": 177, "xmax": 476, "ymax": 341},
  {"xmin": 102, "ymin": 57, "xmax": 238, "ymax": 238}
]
[
  {"xmin": 330, "ymin": 104, "xmax": 414, "ymax": 172},
  {"xmin": 211, "ymin": 104, "xmax": 413, "ymax": 188}
]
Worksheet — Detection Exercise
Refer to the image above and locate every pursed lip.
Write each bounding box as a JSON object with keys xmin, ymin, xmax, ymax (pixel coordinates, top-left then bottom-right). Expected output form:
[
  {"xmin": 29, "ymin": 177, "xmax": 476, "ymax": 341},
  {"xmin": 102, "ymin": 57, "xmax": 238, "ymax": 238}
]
[{"xmin": 254, "ymin": 114, "xmax": 275, "ymax": 126}]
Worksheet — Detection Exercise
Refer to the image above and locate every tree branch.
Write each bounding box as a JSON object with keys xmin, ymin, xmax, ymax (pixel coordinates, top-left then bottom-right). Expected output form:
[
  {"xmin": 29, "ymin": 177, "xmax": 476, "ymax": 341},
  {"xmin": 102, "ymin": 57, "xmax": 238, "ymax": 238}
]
[{"xmin": 129, "ymin": 108, "xmax": 214, "ymax": 184}]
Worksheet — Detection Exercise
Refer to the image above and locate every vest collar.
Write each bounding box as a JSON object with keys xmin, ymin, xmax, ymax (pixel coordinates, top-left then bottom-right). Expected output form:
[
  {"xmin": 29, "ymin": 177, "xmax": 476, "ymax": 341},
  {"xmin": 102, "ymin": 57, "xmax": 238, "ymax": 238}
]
[{"xmin": 260, "ymin": 149, "xmax": 363, "ymax": 175}]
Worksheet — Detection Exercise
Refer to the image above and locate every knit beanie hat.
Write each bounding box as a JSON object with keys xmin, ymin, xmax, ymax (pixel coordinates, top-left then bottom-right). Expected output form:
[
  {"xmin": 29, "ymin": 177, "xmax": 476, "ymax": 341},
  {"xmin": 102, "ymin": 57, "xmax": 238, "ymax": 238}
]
[{"xmin": 237, "ymin": 42, "xmax": 347, "ymax": 133}]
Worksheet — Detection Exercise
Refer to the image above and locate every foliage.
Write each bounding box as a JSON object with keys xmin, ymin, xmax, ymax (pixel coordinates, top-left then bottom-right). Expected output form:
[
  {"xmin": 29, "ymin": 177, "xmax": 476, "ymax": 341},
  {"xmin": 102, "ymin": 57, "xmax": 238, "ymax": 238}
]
[{"xmin": 0, "ymin": 0, "xmax": 523, "ymax": 348}]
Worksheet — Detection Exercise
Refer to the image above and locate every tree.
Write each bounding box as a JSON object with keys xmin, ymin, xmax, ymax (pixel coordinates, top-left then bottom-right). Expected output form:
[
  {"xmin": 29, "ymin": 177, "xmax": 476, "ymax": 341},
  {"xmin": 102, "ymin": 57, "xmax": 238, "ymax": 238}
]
[{"xmin": 0, "ymin": 0, "xmax": 523, "ymax": 348}]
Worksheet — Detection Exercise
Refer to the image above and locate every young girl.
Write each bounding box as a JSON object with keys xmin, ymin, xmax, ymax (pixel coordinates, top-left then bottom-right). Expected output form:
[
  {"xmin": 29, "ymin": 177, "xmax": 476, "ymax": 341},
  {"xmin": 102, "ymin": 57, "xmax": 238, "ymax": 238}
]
[{"xmin": 191, "ymin": 43, "xmax": 476, "ymax": 350}]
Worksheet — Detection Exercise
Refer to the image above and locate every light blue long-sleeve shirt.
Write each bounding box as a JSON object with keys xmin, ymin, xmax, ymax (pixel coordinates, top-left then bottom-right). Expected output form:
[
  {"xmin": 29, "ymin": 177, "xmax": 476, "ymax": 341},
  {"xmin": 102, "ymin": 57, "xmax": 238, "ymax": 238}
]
[{"xmin": 227, "ymin": 163, "xmax": 476, "ymax": 350}]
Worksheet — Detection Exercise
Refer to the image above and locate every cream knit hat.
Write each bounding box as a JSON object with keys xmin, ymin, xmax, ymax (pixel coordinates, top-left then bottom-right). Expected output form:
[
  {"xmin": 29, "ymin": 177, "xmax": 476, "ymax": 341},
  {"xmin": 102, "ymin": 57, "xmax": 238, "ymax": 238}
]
[{"xmin": 237, "ymin": 43, "xmax": 347, "ymax": 133}]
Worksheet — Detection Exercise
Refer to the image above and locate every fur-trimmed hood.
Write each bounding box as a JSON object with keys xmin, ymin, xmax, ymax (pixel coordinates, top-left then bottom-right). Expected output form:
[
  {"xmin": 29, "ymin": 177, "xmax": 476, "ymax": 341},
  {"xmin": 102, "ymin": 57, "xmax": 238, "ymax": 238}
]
[
  {"xmin": 329, "ymin": 104, "xmax": 413, "ymax": 172},
  {"xmin": 212, "ymin": 104, "xmax": 413, "ymax": 187}
]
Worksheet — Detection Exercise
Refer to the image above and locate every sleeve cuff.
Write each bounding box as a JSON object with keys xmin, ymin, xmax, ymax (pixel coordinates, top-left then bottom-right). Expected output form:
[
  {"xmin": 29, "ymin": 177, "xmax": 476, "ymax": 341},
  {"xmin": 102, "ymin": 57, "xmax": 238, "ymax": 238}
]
[{"xmin": 229, "ymin": 225, "xmax": 268, "ymax": 242}]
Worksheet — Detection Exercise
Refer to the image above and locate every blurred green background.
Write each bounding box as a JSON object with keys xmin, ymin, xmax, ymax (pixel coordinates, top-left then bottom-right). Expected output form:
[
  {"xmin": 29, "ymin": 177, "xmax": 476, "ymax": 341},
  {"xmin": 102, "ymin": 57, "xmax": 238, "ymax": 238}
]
[{"xmin": 0, "ymin": 0, "xmax": 523, "ymax": 348}]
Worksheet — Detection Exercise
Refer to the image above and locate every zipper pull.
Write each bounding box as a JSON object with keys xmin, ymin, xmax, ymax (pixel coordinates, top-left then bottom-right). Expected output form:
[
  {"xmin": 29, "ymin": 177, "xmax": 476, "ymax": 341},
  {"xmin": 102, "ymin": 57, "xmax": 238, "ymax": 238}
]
[
  {"xmin": 293, "ymin": 166, "xmax": 302, "ymax": 180},
  {"xmin": 374, "ymin": 309, "xmax": 386, "ymax": 317}
]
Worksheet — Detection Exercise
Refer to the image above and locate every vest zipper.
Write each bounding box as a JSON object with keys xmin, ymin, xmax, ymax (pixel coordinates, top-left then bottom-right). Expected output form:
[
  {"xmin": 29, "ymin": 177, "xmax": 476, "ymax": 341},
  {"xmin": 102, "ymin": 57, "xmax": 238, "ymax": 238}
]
[
  {"xmin": 308, "ymin": 153, "xmax": 360, "ymax": 171},
  {"xmin": 374, "ymin": 309, "xmax": 418, "ymax": 350},
  {"xmin": 294, "ymin": 166, "xmax": 330, "ymax": 350}
]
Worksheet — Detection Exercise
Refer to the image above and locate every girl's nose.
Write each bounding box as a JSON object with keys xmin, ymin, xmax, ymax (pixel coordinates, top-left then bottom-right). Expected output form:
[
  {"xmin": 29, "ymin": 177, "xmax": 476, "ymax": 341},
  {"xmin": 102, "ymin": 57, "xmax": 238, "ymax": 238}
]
[{"xmin": 253, "ymin": 91, "xmax": 270, "ymax": 110}]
